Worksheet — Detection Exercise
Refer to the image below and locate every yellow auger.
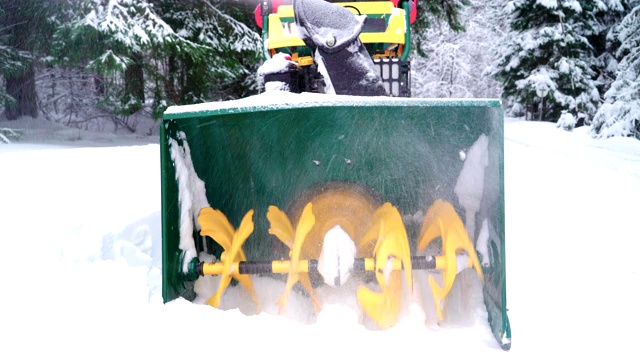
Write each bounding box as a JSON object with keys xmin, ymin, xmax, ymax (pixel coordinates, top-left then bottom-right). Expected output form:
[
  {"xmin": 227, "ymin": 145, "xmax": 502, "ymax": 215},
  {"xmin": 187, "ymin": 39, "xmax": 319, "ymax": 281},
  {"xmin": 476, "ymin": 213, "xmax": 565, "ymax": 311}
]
[
  {"xmin": 356, "ymin": 203, "xmax": 413, "ymax": 329},
  {"xmin": 195, "ymin": 199, "xmax": 483, "ymax": 328},
  {"xmin": 197, "ymin": 207, "xmax": 260, "ymax": 311},
  {"xmin": 418, "ymin": 200, "xmax": 484, "ymax": 322},
  {"xmin": 266, "ymin": 203, "xmax": 321, "ymax": 314}
]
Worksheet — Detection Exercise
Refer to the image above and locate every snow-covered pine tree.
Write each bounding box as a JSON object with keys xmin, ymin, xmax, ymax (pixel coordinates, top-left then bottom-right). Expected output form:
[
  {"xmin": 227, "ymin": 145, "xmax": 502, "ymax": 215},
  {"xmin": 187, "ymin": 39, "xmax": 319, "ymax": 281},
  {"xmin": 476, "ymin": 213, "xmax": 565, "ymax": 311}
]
[
  {"xmin": 413, "ymin": 0, "xmax": 468, "ymax": 32},
  {"xmin": 155, "ymin": 0, "xmax": 261, "ymax": 105},
  {"xmin": 50, "ymin": 0, "xmax": 187, "ymax": 122},
  {"xmin": 590, "ymin": 1, "xmax": 640, "ymax": 139},
  {"xmin": 490, "ymin": 0, "xmax": 600, "ymax": 122},
  {"xmin": 51, "ymin": 0, "xmax": 262, "ymax": 123},
  {"xmin": 589, "ymin": 0, "xmax": 629, "ymax": 97}
]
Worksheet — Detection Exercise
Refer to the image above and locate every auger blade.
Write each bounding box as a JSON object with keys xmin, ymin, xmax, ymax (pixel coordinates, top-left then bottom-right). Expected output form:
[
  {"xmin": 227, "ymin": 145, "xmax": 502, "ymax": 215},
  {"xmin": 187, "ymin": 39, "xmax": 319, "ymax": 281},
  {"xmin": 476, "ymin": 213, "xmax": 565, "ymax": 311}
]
[
  {"xmin": 229, "ymin": 210, "xmax": 261, "ymax": 311},
  {"xmin": 198, "ymin": 207, "xmax": 234, "ymax": 251},
  {"xmin": 357, "ymin": 203, "xmax": 412, "ymax": 328},
  {"xmin": 267, "ymin": 205, "xmax": 295, "ymax": 249},
  {"xmin": 269, "ymin": 203, "xmax": 319, "ymax": 314},
  {"xmin": 356, "ymin": 271, "xmax": 402, "ymax": 329},
  {"xmin": 198, "ymin": 208, "xmax": 260, "ymax": 311},
  {"xmin": 417, "ymin": 200, "xmax": 484, "ymax": 322}
]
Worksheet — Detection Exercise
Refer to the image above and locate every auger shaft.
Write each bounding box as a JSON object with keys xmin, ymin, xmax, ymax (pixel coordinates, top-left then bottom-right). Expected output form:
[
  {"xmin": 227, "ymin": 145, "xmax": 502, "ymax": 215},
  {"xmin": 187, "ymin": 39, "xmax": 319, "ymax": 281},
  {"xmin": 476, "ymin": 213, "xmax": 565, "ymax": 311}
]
[{"xmin": 192, "ymin": 256, "xmax": 439, "ymax": 277}]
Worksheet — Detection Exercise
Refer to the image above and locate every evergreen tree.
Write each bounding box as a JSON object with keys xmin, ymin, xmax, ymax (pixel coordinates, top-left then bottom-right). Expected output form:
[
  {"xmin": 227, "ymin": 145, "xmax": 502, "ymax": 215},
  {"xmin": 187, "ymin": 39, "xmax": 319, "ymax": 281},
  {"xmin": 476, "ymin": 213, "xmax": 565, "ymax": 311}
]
[
  {"xmin": 413, "ymin": 0, "xmax": 469, "ymax": 34},
  {"xmin": 0, "ymin": 7, "xmax": 31, "ymax": 112},
  {"xmin": 0, "ymin": 0, "xmax": 60, "ymax": 120},
  {"xmin": 154, "ymin": 0, "xmax": 261, "ymax": 106},
  {"xmin": 588, "ymin": 0, "xmax": 628, "ymax": 99},
  {"xmin": 411, "ymin": 0, "xmax": 469, "ymax": 61},
  {"xmin": 52, "ymin": 0, "xmax": 261, "ymax": 120},
  {"xmin": 490, "ymin": 0, "xmax": 601, "ymax": 122},
  {"xmin": 57, "ymin": 0, "xmax": 195, "ymax": 117},
  {"xmin": 591, "ymin": 1, "xmax": 640, "ymax": 139}
]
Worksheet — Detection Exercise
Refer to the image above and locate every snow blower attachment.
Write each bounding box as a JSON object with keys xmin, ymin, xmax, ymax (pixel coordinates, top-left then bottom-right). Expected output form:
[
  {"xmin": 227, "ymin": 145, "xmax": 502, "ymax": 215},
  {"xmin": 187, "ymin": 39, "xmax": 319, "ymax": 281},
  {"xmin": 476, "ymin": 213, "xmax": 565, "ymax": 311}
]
[
  {"xmin": 161, "ymin": 0, "xmax": 510, "ymax": 351},
  {"xmin": 161, "ymin": 95, "xmax": 511, "ymax": 349}
]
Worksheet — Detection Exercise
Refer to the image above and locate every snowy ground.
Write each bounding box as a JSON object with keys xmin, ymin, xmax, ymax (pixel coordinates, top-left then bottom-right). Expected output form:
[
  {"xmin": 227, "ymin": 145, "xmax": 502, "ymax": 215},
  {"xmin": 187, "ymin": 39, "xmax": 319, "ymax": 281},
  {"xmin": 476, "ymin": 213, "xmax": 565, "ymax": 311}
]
[{"xmin": 1, "ymin": 114, "xmax": 639, "ymax": 359}]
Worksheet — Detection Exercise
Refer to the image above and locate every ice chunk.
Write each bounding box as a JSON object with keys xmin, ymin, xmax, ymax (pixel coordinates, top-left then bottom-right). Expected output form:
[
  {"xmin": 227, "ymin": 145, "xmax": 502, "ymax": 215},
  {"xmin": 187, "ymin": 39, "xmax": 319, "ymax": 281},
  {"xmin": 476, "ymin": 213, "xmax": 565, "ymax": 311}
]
[
  {"xmin": 317, "ymin": 225, "xmax": 356, "ymax": 287},
  {"xmin": 169, "ymin": 133, "xmax": 210, "ymax": 272},
  {"xmin": 476, "ymin": 219, "xmax": 490, "ymax": 267},
  {"xmin": 454, "ymin": 134, "xmax": 489, "ymax": 241}
]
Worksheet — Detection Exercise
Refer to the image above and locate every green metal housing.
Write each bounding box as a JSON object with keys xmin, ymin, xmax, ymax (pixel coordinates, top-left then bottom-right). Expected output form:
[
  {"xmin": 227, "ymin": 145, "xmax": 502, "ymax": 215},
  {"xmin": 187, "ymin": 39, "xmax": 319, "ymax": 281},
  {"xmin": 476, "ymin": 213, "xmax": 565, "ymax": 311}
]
[{"xmin": 160, "ymin": 94, "xmax": 511, "ymax": 350}]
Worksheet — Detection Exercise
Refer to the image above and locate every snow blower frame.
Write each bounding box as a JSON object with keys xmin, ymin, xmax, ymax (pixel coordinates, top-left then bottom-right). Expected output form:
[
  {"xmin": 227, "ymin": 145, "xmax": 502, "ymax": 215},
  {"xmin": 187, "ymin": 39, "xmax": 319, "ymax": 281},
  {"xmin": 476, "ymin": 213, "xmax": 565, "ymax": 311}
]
[{"xmin": 161, "ymin": 95, "xmax": 511, "ymax": 350}]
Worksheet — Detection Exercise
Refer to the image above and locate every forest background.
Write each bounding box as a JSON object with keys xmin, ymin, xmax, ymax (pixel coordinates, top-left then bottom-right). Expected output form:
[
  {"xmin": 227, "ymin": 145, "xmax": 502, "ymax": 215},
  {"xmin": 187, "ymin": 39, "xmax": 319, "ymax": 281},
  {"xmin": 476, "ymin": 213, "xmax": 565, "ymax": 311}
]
[{"xmin": 1, "ymin": 0, "xmax": 638, "ymax": 141}]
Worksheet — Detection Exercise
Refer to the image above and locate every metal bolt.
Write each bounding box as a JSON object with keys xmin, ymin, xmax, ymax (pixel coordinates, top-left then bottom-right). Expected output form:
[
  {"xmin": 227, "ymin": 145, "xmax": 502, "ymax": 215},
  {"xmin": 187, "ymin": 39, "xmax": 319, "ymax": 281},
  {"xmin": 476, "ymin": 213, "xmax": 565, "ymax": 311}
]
[{"xmin": 326, "ymin": 36, "xmax": 336, "ymax": 47}]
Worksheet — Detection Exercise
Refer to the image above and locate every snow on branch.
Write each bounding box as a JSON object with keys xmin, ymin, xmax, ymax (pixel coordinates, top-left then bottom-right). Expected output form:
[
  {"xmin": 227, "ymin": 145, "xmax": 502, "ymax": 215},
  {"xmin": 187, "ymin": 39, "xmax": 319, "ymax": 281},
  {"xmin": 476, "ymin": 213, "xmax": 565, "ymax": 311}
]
[
  {"xmin": 590, "ymin": 5, "xmax": 640, "ymax": 139},
  {"xmin": 87, "ymin": 49, "xmax": 131, "ymax": 73},
  {"xmin": 515, "ymin": 67, "xmax": 557, "ymax": 97},
  {"xmin": 79, "ymin": 0, "xmax": 202, "ymax": 53},
  {"xmin": 616, "ymin": 5, "xmax": 640, "ymax": 57},
  {"xmin": 0, "ymin": 128, "xmax": 22, "ymax": 144},
  {"xmin": 192, "ymin": 0, "xmax": 261, "ymax": 53}
]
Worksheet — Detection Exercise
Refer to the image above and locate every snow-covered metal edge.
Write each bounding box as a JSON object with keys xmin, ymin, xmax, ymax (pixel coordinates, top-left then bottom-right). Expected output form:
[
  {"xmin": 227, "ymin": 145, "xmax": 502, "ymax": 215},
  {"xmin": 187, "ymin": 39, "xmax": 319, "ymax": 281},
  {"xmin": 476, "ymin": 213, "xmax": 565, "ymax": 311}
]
[{"xmin": 164, "ymin": 91, "xmax": 502, "ymax": 119}]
